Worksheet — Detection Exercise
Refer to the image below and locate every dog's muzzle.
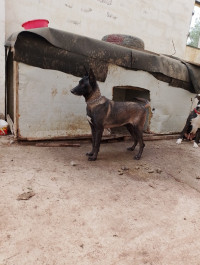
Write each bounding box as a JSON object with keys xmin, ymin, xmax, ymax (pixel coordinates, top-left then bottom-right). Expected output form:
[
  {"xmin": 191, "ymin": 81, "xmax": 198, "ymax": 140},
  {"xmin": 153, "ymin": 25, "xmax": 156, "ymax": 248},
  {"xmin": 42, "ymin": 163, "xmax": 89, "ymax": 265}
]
[{"xmin": 70, "ymin": 88, "xmax": 76, "ymax": 94}]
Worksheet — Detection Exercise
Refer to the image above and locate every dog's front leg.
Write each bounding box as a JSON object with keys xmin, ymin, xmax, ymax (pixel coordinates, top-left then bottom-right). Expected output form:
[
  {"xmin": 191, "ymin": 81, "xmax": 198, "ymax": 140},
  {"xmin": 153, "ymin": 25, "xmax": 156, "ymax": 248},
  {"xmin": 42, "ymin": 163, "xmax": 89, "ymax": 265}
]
[
  {"xmin": 86, "ymin": 123, "xmax": 96, "ymax": 156},
  {"xmin": 176, "ymin": 123, "xmax": 189, "ymax": 144},
  {"xmin": 193, "ymin": 129, "xmax": 200, "ymax": 148},
  {"xmin": 88, "ymin": 128, "xmax": 103, "ymax": 161}
]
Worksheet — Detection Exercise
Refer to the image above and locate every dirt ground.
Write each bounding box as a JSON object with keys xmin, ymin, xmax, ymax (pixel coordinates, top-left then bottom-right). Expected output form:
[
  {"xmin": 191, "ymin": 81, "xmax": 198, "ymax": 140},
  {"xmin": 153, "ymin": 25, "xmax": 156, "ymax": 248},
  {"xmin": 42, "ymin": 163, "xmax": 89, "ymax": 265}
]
[{"xmin": 1, "ymin": 135, "xmax": 200, "ymax": 265}]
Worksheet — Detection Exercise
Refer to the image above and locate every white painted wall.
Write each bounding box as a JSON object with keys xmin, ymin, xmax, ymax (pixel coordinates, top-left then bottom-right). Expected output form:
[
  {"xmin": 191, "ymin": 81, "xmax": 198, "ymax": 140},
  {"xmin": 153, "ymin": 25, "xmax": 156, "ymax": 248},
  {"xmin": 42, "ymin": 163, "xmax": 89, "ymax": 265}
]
[
  {"xmin": 0, "ymin": 0, "xmax": 5, "ymax": 117},
  {"xmin": 17, "ymin": 63, "xmax": 90, "ymax": 139},
  {"xmin": 103, "ymin": 66, "xmax": 195, "ymax": 134},
  {"xmin": 3, "ymin": 0, "xmax": 196, "ymax": 121},
  {"xmin": 5, "ymin": 0, "xmax": 194, "ymax": 58},
  {"xmin": 16, "ymin": 63, "xmax": 195, "ymax": 140},
  {"xmin": 185, "ymin": 45, "xmax": 200, "ymax": 65}
]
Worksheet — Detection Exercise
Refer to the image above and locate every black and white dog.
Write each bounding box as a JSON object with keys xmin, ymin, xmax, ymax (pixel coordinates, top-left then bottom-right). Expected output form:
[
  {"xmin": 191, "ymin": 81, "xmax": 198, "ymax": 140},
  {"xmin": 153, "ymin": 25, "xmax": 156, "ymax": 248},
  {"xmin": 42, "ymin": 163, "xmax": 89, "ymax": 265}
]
[{"xmin": 176, "ymin": 94, "xmax": 200, "ymax": 148}]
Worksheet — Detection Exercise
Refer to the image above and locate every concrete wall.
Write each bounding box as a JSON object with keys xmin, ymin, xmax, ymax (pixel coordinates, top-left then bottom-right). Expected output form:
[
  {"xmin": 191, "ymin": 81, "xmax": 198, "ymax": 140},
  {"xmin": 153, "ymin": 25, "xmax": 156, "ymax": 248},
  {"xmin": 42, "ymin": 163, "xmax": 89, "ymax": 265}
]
[
  {"xmin": 2, "ymin": 0, "xmax": 196, "ymax": 120},
  {"xmin": 5, "ymin": 0, "xmax": 194, "ymax": 58},
  {"xmin": 185, "ymin": 45, "xmax": 200, "ymax": 65},
  {"xmin": 16, "ymin": 63, "xmax": 195, "ymax": 140},
  {"xmin": 0, "ymin": 0, "xmax": 5, "ymax": 117}
]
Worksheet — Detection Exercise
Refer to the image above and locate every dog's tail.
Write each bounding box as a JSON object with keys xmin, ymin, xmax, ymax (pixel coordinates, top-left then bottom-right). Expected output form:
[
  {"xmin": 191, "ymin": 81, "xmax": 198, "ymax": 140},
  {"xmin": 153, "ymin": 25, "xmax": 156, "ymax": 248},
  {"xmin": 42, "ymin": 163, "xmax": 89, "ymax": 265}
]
[{"xmin": 133, "ymin": 97, "xmax": 150, "ymax": 108}]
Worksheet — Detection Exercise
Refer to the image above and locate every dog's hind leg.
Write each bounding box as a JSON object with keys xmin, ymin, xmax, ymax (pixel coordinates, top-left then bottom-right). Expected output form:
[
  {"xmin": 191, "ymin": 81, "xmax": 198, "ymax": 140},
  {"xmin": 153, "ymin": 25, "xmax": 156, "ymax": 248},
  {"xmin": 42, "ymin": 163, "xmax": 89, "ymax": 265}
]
[
  {"xmin": 133, "ymin": 125, "xmax": 145, "ymax": 160},
  {"xmin": 126, "ymin": 124, "xmax": 138, "ymax": 151},
  {"xmin": 193, "ymin": 128, "xmax": 200, "ymax": 148},
  {"xmin": 88, "ymin": 128, "xmax": 103, "ymax": 161}
]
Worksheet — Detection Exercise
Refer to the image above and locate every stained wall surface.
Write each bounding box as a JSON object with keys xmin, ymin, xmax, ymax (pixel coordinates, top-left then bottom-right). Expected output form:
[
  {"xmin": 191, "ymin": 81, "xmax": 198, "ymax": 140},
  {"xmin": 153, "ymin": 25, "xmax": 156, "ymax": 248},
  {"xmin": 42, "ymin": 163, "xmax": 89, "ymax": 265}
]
[
  {"xmin": 1, "ymin": 0, "xmax": 195, "ymax": 118},
  {"xmin": 0, "ymin": 0, "xmax": 5, "ymax": 117},
  {"xmin": 16, "ymin": 63, "xmax": 195, "ymax": 139},
  {"xmin": 5, "ymin": 0, "xmax": 194, "ymax": 58}
]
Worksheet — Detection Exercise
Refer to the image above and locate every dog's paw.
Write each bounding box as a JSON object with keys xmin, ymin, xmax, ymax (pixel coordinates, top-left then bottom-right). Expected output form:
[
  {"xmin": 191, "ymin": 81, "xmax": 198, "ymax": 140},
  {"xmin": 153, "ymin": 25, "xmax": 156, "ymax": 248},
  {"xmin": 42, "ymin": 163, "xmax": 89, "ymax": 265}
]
[
  {"xmin": 193, "ymin": 142, "xmax": 199, "ymax": 148},
  {"xmin": 134, "ymin": 155, "xmax": 141, "ymax": 160},
  {"xmin": 86, "ymin": 152, "xmax": 93, "ymax": 156},
  {"xmin": 88, "ymin": 156, "xmax": 97, "ymax": 161},
  {"xmin": 176, "ymin": 138, "xmax": 182, "ymax": 144},
  {"xmin": 127, "ymin": 147, "xmax": 134, "ymax": 151}
]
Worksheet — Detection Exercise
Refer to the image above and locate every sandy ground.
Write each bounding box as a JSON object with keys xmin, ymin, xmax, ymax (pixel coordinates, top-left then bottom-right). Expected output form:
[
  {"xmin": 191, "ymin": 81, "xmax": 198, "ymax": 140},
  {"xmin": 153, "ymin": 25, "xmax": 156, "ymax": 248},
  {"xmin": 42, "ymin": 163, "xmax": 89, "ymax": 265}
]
[{"xmin": 1, "ymin": 135, "xmax": 200, "ymax": 265}]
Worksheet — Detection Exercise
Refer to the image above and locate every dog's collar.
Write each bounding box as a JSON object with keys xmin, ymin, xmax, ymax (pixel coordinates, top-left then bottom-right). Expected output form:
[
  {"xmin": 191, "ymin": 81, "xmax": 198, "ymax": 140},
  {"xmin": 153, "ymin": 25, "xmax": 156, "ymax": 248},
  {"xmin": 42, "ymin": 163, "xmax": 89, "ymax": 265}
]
[
  {"xmin": 194, "ymin": 108, "xmax": 200, "ymax": 115},
  {"xmin": 86, "ymin": 95, "xmax": 102, "ymax": 105}
]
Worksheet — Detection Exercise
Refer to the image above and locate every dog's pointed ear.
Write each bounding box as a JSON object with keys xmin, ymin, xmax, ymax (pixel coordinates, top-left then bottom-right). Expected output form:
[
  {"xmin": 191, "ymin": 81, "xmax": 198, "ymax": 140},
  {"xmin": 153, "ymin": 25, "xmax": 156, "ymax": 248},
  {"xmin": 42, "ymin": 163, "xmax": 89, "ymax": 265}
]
[
  {"xmin": 84, "ymin": 65, "xmax": 89, "ymax": 76},
  {"xmin": 89, "ymin": 68, "xmax": 96, "ymax": 88}
]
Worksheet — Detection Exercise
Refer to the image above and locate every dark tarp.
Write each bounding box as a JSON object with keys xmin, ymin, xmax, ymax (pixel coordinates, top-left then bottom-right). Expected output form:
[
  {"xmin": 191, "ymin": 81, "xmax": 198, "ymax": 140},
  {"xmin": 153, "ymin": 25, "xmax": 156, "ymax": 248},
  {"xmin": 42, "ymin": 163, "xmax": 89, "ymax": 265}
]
[
  {"xmin": 5, "ymin": 27, "xmax": 200, "ymax": 93},
  {"xmin": 183, "ymin": 62, "xmax": 200, "ymax": 94}
]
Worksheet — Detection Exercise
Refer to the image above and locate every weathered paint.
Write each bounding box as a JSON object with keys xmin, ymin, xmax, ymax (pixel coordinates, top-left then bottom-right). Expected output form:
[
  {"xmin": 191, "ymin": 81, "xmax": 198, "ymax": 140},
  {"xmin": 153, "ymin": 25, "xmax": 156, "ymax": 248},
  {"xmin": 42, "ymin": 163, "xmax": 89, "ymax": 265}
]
[
  {"xmin": 1, "ymin": 0, "xmax": 196, "ymax": 119},
  {"xmin": 101, "ymin": 66, "xmax": 195, "ymax": 134},
  {"xmin": 13, "ymin": 61, "xmax": 19, "ymax": 137},
  {"xmin": 15, "ymin": 63, "xmax": 196, "ymax": 140},
  {"xmin": 0, "ymin": 0, "xmax": 5, "ymax": 117},
  {"xmin": 185, "ymin": 45, "xmax": 200, "ymax": 66},
  {"xmin": 17, "ymin": 63, "xmax": 90, "ymax": 139},
  {"xmin": 5, "ymin": 0, "xmax": 194, "ymax": 59}
]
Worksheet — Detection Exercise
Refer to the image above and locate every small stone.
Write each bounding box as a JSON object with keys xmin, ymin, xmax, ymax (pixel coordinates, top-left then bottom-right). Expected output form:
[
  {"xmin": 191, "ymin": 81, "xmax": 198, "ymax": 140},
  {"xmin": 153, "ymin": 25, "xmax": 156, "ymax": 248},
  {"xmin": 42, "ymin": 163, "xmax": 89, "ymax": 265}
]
[
  {"xmin": 148, "ymin": 170, "xmax": 154, "ymax": 173},
  {"xmin": 156, "ymin": 169, "xmax": 162, "ymax": 174},
  {"xmin": 17, "ymin": 191, "xmax": 35, "ymax": 200},
  {"xmin": 135, "ymin": 166, "xmax": 140, "ymax": 170},
  {"xmin": 121, "ymin": 166, "xmax": 129, "ymax": 171},
  {"xmin": 70, "ymin": 161, "xmax": 77, "ymax": 166}
]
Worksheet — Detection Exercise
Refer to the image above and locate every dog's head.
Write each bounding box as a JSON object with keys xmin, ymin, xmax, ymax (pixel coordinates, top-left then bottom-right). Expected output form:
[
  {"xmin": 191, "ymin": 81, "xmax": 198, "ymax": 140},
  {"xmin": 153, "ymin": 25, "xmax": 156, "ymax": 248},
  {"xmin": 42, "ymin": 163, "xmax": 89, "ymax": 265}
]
[
  {"xmin": 70, "ymin": 68, "xmax": 97, "ymax": 98},
  {"xmin": 196, "ymin": 94, "xmax": 200, "ymax": 101},
  {"xmin": 191, "ymin": 94, "xmax": 200, "ymax": 111},
  {"xmin": 194, "ymin": 94, "xmax": 200, "ymax": 107},
  {"xmin": 196, "ymin": 103, "xmax": 200, "ymax": 113}
]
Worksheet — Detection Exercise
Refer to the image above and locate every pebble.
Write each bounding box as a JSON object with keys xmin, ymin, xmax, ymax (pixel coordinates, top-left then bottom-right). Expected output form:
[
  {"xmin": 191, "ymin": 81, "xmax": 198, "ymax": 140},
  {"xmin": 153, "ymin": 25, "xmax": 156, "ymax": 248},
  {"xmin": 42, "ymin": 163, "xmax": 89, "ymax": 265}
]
[
  {"xmin": 121, "ymin": 166, "xmax": 129, "ymax": 171},
  {"xmin": 17, "ymin": 191, "xmax": 35, "ymax": 200},
  {"xmin": 70, "ymin": 161, "xmax": 77, "ymax": 166}
]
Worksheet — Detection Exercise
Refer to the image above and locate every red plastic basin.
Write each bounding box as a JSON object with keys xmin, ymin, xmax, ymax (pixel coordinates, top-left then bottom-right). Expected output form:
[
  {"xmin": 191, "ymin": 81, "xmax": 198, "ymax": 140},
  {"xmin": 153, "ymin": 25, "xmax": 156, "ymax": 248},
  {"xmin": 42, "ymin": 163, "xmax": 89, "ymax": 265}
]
[{"xmin": 22, "ymin": 19, "xmax": 49, "ymax": 29}]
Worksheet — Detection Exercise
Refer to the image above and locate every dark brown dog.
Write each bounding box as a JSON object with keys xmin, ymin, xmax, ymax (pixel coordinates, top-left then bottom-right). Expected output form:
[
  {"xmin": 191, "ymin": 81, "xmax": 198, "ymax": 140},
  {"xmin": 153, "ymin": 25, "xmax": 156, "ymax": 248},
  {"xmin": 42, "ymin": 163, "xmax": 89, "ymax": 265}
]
[{"xmin": 71, "ymin": 69, "xmax": 150, "ymax": 161}]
